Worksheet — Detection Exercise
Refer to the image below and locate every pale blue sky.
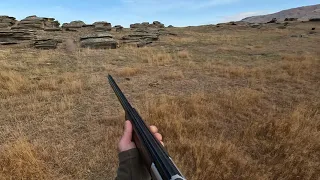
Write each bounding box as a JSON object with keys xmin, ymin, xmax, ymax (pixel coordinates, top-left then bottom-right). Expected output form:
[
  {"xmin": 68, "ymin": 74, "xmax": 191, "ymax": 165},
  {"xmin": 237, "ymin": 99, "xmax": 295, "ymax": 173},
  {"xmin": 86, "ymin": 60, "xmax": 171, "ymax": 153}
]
[{"xmin": 1, "ymin": 0, "xmax": 319, "ymax": 27}]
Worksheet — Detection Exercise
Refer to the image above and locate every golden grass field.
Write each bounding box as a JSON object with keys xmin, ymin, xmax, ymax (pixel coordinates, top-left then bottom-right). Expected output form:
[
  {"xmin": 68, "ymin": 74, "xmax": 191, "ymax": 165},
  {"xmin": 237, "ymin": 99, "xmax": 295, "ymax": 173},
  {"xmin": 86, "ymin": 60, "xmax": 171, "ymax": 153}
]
[{"xmin": 0, "ymin": 22, "xmax": 319, "ymax": 179}]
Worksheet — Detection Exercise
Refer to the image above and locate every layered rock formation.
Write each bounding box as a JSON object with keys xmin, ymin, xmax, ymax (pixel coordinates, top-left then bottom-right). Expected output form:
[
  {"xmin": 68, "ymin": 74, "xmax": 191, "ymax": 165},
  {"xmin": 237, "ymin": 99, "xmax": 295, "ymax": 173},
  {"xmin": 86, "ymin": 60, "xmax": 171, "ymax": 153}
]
[
  {"xmin": 0, "ymin": 16, "xmax": 17, "ymax": 29},
  {"xmin": 93, "ymin": 21, "xmax": 112, "ymax": 31},
  {"xmin": 13, "ymin": 16, "xmax": 60, "ymax": 30},
  {"xmin": 80, "ymin": 32, "xmax": 117, "ymax": 49},
  {"xmin": 0, "ymin": 30, "xmax": 35, "ymax": 45},
  {"xmin": 34, "ymin": 38, "xmax": 62, "ymax": 49},
  {"xmin": 130, "ymin": 21, "xmax": 165, "ymax": 29},
  {"xmin": 62, "ymin": 21, "xmax": 86, "ymax": 29}
]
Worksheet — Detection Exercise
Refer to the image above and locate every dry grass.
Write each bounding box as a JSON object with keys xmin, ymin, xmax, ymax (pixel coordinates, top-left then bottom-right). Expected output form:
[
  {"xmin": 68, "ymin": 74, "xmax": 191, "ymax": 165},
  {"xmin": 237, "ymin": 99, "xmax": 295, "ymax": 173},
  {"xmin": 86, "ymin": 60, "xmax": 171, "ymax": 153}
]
[
  {"xmin": 116, "ymin": 67, "xmax": 141, "ymax": 76},
  {"xmin": 0, "ymin": 70, "xmax": 30, "ymax": 97},
  {"xmin": 177, "ymin": 50, "xmax": 190, "ymax": 59},
  {"xmin": 0, "ymin": 138, "xmax": 49, "ymax": 179},
  {"xmin": 161, "ymin": 70, "xmax": 184, "ymax": 80},
  {"xmin": 0, "ymin": 22, "xmax": 319, "ymax": 179}
]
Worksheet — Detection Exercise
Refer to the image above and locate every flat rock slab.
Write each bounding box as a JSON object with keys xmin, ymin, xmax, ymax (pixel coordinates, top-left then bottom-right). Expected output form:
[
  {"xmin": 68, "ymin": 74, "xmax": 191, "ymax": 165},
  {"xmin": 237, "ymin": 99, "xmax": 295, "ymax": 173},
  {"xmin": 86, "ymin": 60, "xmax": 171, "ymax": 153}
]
[
  {"xmin": 122, "ymin": 34, "xmax": 159, "ymax": 41},
  {"xmin": 0, "ymin": 30, "xmax": 35, "ymax": 41},
  {"xmin": 80, "ymin": 38, "xmax": 117, "ymax": 49},
  {"xmin": 80, "ymin": 32, "xmax": 113, "ymax": 40},
  {"xmin": 44, "ymin": 28, "xmax": 61, "ymax": 31},
  {"xmin": 34, "ymin": 39, "xmax": 61, "ymax": 49},
  {"xmin": 0, "ymin": 41, "xmax": 18, "ymax": 45}
]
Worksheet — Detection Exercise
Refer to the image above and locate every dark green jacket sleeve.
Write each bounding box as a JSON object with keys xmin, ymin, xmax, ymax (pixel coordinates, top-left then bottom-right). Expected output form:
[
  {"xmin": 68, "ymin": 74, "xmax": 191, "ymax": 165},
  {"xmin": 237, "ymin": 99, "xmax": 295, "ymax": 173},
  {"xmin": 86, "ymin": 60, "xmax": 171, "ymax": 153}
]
[{"xmin": 115, "ymin": 148, "xmax": 151, "ymax": 180}]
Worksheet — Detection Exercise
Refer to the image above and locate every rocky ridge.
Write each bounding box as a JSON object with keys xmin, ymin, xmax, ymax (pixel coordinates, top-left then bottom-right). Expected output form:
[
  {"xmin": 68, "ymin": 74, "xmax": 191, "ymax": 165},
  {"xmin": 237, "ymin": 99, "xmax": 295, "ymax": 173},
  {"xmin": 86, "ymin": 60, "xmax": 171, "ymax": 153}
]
[{"xmin": 242, "ymin": 4, "xmax": 320, "ymax": 23}]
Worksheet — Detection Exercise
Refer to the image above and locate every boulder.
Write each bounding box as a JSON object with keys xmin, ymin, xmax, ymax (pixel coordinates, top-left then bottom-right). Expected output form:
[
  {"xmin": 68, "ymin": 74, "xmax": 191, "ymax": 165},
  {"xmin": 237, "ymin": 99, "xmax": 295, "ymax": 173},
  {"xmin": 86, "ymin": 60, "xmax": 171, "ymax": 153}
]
[
  {"xmin": 284, "ymin": 18, "xmax": 298, "ymax": 21},
  {"xmin": 267, "ymin": 18, "xmax": 277, "ymax": 24},
  {"xmin": 80, "ymin": 32, "xmax": 117, "ymax": 49},
  {"xmin": 62, "ymin": 21, "xmax": 86, "ymax": 28},
  {"xmin": 152, "ymin": 21, "xmax": 165, "ymax": 28},
  {"xmin": 114, "ymin": 25, "xmax": 123, "ymax": 32},
  {"xmin": 93, "ymin": 21, "xmax": 112, "ymax": 31},
  {"xmin": 130, "ymin": 23, "xmax": 140, "ymax": 28},
  {"xmin": 309, "ymin": 18, "xmax": 320, "ymax": 22},
  {"xmin": 168, "ymin": 25, "xmax": 174, "ymax": 28},
  {"xmin": 34, "ymin": 38, "xmax": 60, "ymax": 49}
]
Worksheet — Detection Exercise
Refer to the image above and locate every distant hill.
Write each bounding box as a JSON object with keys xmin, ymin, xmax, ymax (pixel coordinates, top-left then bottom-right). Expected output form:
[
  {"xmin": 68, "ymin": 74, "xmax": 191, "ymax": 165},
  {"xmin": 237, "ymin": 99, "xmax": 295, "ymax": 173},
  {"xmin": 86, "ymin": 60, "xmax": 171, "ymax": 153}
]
[{"xmin": 242, "ymin": 4, "xmax": 320, "ymax": 23}]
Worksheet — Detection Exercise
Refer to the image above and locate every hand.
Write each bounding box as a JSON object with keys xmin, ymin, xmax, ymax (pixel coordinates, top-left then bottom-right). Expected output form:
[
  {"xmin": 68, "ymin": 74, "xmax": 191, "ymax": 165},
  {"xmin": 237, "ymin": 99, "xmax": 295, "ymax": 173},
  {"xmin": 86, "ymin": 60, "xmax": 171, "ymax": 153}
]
[{"xmin": 118, "ymin": 120, "xmax": 164, "ymax": 152}]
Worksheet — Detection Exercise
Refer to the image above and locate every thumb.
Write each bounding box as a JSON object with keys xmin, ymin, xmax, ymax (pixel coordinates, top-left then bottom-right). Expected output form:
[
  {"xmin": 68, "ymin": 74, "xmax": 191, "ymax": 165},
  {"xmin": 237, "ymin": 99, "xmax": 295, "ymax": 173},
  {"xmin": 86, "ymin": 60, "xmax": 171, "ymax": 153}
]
[{"xmin": 120, "ymin": 120, "xmax": 133, "ymax": 143}]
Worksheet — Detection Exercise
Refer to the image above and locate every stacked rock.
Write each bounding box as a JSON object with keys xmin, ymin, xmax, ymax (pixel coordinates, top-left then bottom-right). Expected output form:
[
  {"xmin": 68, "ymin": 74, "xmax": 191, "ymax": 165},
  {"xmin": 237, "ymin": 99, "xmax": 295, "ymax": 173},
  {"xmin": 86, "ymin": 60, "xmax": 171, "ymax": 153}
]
[
  {"xmin": 130, "ymin": 21, "xmax": 165, "ymax": 29},
  {"xmin": 80, "ymin": 32, "xmax": 117, "ymax": 49},
  {"xmin": 0, "ymin": 30, "xmax": 35, "ymax": 45},
  {"xmin": 14, "ymin": 15, "xmax": 60, "ymax": 30},
  {"xmin": 93, "ymin": 21, "xmax": 112, "ymax": 31}
]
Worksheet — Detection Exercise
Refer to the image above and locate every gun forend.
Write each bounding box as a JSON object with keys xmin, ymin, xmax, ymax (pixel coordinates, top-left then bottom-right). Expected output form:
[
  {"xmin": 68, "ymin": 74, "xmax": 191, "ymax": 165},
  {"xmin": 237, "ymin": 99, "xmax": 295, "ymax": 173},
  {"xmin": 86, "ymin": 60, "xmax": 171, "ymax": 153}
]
[{"xmin": 108, "ymin": 75, "xmax": 186, "ymax": 180}]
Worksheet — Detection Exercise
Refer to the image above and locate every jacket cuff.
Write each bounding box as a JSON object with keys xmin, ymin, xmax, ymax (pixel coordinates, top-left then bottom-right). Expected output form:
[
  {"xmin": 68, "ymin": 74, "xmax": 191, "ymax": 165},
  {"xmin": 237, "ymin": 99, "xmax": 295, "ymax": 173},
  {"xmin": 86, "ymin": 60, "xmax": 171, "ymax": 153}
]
[{"xmin": 118, "ymin": 148, "xmax": 139, "ymax": 163}]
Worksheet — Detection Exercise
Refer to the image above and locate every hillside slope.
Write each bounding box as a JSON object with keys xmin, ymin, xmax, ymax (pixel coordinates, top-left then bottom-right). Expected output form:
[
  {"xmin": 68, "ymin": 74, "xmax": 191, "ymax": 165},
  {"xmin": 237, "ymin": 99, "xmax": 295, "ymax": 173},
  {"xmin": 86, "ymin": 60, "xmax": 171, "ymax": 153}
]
[{"xmin": 242, "ymin": 4, "xmax": 320, "ymax": 23}]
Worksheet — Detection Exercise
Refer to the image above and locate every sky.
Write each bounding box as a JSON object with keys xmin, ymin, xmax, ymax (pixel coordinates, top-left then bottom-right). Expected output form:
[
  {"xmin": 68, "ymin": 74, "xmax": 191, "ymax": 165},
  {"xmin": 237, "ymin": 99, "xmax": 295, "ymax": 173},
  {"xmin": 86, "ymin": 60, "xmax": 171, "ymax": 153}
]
[{"xmin": 0, "ymin": 0, "xmax": 319, "ymax": 27}]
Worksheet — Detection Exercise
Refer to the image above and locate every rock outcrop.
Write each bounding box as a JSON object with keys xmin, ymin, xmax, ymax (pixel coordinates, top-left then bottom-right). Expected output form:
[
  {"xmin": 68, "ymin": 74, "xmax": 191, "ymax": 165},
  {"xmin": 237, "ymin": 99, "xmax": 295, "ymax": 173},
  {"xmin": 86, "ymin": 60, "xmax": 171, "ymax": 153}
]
[
  {"xmin": 121, "ymin": 32, "xmax": 159, "ymax": 47},
  {"xmin": 114, "ymin": 25, "xmax": 123, "ymax": 32},
  {"xmin": 130, "ymin": 21, "xmax": 165, "ymax": 29},
  {"xmin": 267, "ymin": 18, "xmax": 277, "ymax": 24},
  {"xmin": 93, "ymin": 21, "xmax": 112, "ymax": 31},
  {"xmin": 152, "ymin": 21, "xmax": 165, "ymax": 28},
  {"xmin": 62, "ymin": 21, "xmax": 86, "ymax": 29},
  {"xmin": 284, "ymin": 18, "xmax": 298, "ymax": 21},
  {"xmin": 34, "ymin": 38, "xmax": 61, "ymax": 49},
  {"xmin": 309, "ymin": 18, "xmax": 320, "ymax": 22},
  {"xmin": 80, "ymin": 32, "xmax": 117, "ymax": 49},
  {"xmin": 14, "ymin": 16, "xmax": 60, "ymax": 30},
  {"xmin": 0, "ymin": 16, "xmax": 17, "ymax": 28},
  {"xmin": 0, "ymin": 30, "xmax": 35, "ymax": 45}
]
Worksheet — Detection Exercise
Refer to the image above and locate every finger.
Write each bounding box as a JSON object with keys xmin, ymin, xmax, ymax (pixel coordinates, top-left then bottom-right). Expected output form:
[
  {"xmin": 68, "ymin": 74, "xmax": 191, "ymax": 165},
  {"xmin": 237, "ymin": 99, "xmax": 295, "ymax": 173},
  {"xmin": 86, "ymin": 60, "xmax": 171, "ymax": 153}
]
[
  {"xmin": 150, "ymin": 125, "xmax": 158, "ymax": 133},
  {"xmin": 120, "ymin": 120, "xmax": 133, "ymax": 143},
  {"xmin": 154, "ymin": 133, "xmax": 163, "ymax": 141}
]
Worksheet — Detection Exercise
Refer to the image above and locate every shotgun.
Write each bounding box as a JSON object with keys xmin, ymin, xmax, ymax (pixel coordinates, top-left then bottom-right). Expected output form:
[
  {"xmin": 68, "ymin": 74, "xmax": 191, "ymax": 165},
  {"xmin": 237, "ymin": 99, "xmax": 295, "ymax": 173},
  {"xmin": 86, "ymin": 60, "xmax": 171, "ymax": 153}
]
[{"xmin": 108, "ymin": 75, "xmax": 185, "ymax": 180}]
